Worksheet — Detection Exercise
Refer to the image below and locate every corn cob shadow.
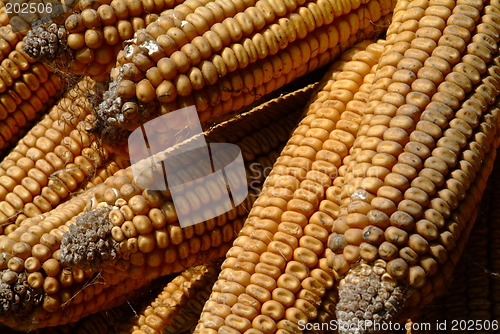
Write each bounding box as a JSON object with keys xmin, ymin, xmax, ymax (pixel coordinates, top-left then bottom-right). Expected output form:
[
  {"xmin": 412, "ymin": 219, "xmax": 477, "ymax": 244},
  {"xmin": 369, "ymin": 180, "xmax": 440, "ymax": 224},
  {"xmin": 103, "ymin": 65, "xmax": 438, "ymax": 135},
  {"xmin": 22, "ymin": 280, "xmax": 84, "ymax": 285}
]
[{"xmin": 0, "ymin": 80, "xmax": 313, "ymax": 330}]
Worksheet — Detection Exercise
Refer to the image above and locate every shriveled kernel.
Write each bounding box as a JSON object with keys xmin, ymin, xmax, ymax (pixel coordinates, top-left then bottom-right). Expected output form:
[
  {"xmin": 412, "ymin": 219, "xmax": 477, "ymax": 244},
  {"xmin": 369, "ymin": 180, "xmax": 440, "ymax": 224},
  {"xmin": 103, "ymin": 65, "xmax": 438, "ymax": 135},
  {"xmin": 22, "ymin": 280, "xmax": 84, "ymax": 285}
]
[
  {"xmin": 32, "ymin": 244, "xmax": 51, "ymax": 262},
  {"xmin": 385, "ymin": 226, "xmax": 408, "ymax": 246},
  {"xmin": 343, "ymin": 245, "xmax": 360, "ymax": 263},
  {"xmin": 400, "ymin": 246, "xmax": 419, "ymax": 265},
  {"xmin": 359, "ymin": 243, "xmax": 378, "ymax": 262},
  {"xmin": 8, "ymin": 257, "xmax": 24, "ymax": 272},
  {"xmin": 409, "ymin": 234, "xmax": 429, "ymax": 255},
  {"xmin": 378, "ymin": 241, "xmax": 398, "ymax": 260},
  {"xmin": 362, "ymin": 226, "xmax": 384, "ymax": 245}
]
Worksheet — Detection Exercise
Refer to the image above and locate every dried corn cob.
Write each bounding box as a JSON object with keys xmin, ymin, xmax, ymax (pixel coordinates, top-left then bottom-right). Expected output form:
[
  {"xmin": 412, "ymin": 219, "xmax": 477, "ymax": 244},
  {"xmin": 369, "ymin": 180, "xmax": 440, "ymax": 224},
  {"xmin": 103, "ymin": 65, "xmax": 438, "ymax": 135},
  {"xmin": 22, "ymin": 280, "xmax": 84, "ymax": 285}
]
[
  {"xmin": 0, "ymin": 37, "xmax": 66, "ymax": 155},
  {"xmin": 0, "ymin": 11, "xmax": 68, "ymax": 153},
  {"xmin": 0, "ymin": 77, "xmax": 126, "ymax": 232},
  {"xmin": 403, "ymin": 158, "xmax": 499, "ymax": 333},
  {"xmin": 302, "ymin": 40, "xmax": 398, "ymax": 334},
  {"xmin": 191, "ymin": 38, "xmax": 386, "ymax": 334},
  {"xmin": 0, "ymin": 170, "xmax": 233, "ymax": 330},
  {"xmin": 0, "ymin": 269, "xmax": 176, "ymax": 334},
  {"xmin": 322, "ymin": 0, "xmax": 500, "ymax": 331},
  {"xmin": 0, "ymin": 83, "xmax": 308, "ymax": 330},
  {"xmin": 93, "ymin": 0, "xmax": 395, "ymax": 147},
  {"xmin": 118, "ymin": 262, "xmax": 221, "ymax": 334},
  {"xmin": 58, "ymin": 91, "xmax": 303, "ymax": 274},
  {"xmin": 9, "ymin": 263, "xmax": 222, "ymax": 334},
  {"xmin": 23, "ymin": 0, "xmax": 203, "ymax": 81}
]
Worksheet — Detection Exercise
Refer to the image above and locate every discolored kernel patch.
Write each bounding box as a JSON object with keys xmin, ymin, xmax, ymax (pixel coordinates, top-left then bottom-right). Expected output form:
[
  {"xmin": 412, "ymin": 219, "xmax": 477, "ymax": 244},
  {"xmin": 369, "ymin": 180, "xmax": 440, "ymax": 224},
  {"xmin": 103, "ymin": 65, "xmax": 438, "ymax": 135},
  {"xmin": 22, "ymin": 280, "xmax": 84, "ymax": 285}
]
[
  {"xmin": 60, "ymin": 205, "xmax": 120, "ymax": 270},
  {"xmin": 0, "ymin": 270, "xmax": 43, "ymax": 317},
  {"xmin": 336, "ymin": 262, "xmax": 406, "ymax": 334}
]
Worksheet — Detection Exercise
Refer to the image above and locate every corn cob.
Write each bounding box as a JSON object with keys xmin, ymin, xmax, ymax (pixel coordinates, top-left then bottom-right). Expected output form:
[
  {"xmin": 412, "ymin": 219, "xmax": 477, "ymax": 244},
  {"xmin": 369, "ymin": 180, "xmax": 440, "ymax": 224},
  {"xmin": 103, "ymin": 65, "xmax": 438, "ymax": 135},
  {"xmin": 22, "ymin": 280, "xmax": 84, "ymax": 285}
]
[
  {"xmin": 407, "ymin": 156, "xmax": 500, "ymax": 333},
  {"xmin": 321, "ymin": 0, "xmax": 500, "ymax": 331},
  {"xmin": 0, "ymin": 270, "xmax": 175, "ymax": 334},
  {"xmin": 58, "ymin": 91, "xmax": 302, "ymax": 274},
  {"xmin": 117, "ymin": 262, "xmax": 221, "ymax": 334},
  {"xmin": 309, "ymin": 101, "xmax": 500, "ymax": 332},
  {"xmin": 301, "ymin": 40, "xmax": 395, "ymax": 334},
  {"xmin": 0, "ymin": 37, "xmax": 65, "ymax": 155},
  {"xmin": 0, "ymin": 83, "xmax": 308, "ymax": 330},
  {"xmin": 190, "ymin": 38, "xmax": 386, "ymax": 334},
  {"xmin": 300, "ymin": 4, "xmax": 414, "ymax": 331},
  {"xmin": 307, "ymin": 136, "xmax": 498, "ymax": 333},
  {"xmin": 0, "ymin": 170, "xmax": 234, "ymax": 330},
  {"xmin": 0, "ymin": 10, "xmax": 69, "ymax": 155},
  {"xmin": 22, "ymin": 0, "xmax": 202, "ymax": 81},
  {"xmin": 0, "ymin": 77, "xmax": 127, "ymax": 232},
  {"xmin": 93, "ymin": 0, "xmax": 395, "ymax": 147},
  {"xmin": 10, "ymin": 263, "xmax": 222, "ymax": 334}
]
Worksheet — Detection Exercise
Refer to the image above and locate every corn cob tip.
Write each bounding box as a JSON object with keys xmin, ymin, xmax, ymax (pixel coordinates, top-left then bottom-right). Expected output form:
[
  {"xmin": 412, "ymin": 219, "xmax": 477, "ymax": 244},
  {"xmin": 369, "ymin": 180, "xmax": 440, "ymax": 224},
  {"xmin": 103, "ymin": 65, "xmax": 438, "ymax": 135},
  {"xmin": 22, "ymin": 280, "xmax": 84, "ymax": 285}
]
[
  {"xmin": 60, "ymin": 205, "xmax": 120, "ymax": 270},
  {"xmin": 336, "ymin": 262, "xmax": 405, "ymax": 334},
  {"xmin": 92, "ymin": 78, "xmax": 160, "ymax": 145},
  {"xmin": 0, "ymin": 269, "xmax": 43, "ymax": 318},
  {"xmin": 24, "ymin": 22, "xmax": 67, "ymax": 61}
]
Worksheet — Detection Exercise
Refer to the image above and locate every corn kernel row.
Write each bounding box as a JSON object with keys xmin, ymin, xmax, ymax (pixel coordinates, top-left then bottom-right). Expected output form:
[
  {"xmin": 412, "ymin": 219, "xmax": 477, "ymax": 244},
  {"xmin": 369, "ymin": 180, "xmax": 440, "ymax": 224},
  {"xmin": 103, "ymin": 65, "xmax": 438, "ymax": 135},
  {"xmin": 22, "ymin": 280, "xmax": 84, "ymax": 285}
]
[
  {"xmin": 0, "ymin": 25, "xmax": 23, "ymax": 62},
  {"xmin": 413, "ymin": 159, "xmax": 500, "ymax": 331},
  {"xmin": 0, "ymin": 35, "xmax": 66, "ymax": 154},
  {"xmin": 93, "ymin": 0, "xmax": 395, "ymax": 147}
]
